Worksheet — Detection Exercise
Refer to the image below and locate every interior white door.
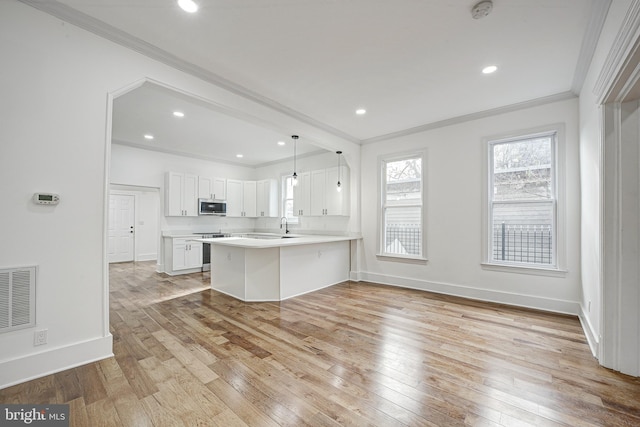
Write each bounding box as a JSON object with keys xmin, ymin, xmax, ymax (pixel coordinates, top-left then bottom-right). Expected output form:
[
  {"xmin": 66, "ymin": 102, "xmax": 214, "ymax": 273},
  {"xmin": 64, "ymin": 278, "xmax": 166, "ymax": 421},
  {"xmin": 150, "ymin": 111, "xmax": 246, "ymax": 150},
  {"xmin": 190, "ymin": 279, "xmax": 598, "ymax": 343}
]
[{"xmin": 108, "ymin": 194, "xmax": 135, "ymax": 263}]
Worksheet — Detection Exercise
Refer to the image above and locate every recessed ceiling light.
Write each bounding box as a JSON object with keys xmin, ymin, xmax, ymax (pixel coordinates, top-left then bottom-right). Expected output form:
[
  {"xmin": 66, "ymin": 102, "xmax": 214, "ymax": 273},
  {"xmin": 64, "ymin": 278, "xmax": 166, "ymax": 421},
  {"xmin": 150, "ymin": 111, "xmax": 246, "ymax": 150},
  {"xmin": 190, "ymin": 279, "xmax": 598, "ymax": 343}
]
[
  {"xmin": 173, "ymin": 111, "xmax": 185, "ymax": 117},
  {"xmin": 144, "ymin": 134, "xmax": 154, "ymax": 140},
  {"xmin": 482, "ymin": 65, "xmax": 498, "ymax": 74},
  {"xmin": 277, "ymin": 141, "xmax": 286, "ymax": 146},
  {"xmin": 356, "ymin": 109, "xmax": 367, "ymax": 115},
  {"xmin": 177, "ymin": 0, "xmax": 198, "ymax": 13},
  {"xmin": 236, "ymin": 154, "xmax": 244, "ymax": 158}
]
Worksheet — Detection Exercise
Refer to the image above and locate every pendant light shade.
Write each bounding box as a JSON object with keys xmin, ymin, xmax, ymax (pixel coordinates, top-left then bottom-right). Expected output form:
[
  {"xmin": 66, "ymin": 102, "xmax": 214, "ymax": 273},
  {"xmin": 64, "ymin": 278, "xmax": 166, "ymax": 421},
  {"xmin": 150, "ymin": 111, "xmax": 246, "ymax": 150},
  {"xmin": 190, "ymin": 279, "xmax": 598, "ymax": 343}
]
[
  {"xmin": 291, "ymin": 135, "xmax": 299, "ymax": 186},
  {"xmin": 336, "ymin": 151, "xmax": 343, "ymax": 192}
]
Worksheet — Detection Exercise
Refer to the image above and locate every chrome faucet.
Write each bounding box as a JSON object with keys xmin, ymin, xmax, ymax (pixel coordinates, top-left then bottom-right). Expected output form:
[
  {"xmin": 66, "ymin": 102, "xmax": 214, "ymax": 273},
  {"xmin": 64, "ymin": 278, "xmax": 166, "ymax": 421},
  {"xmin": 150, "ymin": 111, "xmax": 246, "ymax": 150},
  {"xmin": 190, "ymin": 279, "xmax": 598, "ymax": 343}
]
[{"xmin": 280, "ymin": 217, "xmax": 289, "ymax": 234}]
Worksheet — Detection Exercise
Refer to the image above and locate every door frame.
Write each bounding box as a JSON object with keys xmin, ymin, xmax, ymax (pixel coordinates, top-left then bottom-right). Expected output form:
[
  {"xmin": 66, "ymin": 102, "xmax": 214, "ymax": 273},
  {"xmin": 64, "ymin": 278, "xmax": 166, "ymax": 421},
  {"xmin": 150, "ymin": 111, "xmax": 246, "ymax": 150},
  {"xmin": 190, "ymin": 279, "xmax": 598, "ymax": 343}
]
[{"xmin": 596, "ymin": 0, "xmax": 640, "ymax": 376}]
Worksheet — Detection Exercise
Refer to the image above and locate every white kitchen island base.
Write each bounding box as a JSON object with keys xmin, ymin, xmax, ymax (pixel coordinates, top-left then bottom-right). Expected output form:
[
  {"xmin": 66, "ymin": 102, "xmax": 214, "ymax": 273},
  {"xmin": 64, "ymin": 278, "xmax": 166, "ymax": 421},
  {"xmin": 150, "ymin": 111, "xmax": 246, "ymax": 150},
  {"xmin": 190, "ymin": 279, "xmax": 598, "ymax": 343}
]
[{"xmin": 210, "ymin": 239, "xmax": 351, "ymax": 302}]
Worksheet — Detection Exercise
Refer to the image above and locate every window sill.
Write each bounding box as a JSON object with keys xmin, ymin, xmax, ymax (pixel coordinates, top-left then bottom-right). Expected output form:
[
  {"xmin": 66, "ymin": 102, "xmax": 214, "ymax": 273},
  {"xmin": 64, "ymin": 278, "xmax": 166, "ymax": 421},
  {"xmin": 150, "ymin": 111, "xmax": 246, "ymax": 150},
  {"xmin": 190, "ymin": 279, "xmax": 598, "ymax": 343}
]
[
  {"xmin": 376, "ymin": 254, "xmax": 428, "ymax": 264},
  {"xmin": 481, "ymin": 262, "xmax": 568, "ymax": 277}
]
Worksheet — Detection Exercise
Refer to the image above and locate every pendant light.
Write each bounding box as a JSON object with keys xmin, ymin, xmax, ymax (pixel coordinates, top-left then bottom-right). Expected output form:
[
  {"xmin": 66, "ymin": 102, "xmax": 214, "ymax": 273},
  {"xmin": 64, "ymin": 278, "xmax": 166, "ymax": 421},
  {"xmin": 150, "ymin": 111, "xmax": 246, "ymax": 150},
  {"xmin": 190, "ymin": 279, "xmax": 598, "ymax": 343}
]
[
  {"xmin": 336, "ymin": 151, "xmax": 343, "ymax": 192},
  {"xmin": 291, "ymin": 135, "xmax": 299, "ymax": 186}
]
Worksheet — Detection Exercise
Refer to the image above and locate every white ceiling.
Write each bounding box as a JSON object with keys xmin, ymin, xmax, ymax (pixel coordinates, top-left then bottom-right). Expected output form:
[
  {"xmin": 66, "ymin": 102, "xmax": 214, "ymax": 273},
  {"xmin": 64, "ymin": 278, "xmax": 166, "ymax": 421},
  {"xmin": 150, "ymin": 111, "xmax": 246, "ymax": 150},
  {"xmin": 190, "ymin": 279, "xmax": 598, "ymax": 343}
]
[
  {"xmin": 22, "ymin": 0, "xmax": 605, "ymax": 165},
  {"xmin": 112, "ymin": 82, "xmax": 324, "ymax": 166}
]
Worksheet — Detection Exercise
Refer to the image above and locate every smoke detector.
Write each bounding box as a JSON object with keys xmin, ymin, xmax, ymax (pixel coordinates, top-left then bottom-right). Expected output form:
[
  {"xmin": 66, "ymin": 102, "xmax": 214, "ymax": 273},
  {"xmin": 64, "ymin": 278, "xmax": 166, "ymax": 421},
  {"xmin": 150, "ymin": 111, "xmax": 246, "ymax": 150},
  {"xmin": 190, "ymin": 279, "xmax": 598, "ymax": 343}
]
[{"xmin": 471, "ymin": 1, "xmax": 493, "ymax": 19}]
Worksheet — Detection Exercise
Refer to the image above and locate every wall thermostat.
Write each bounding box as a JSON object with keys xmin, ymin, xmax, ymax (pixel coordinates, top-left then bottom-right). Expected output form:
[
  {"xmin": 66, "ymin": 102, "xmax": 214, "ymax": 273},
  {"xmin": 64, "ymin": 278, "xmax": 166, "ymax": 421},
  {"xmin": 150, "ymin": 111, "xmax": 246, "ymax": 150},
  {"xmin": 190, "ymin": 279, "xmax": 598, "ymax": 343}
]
[{"xmin": 33, "ymin": 193, "xmax": 60, "ymax": 205}]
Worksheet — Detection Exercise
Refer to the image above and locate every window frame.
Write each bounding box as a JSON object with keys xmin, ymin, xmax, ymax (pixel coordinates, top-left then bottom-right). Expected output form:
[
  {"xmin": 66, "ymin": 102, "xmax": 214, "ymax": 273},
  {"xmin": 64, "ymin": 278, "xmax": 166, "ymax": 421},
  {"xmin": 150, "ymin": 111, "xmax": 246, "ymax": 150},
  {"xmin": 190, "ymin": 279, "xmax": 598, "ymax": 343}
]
[
  {"xmin": 481, "ymin": 124, "xmax": 567, "ymax": 276},
  {"xmin": 281, "ymin": 174, "xmax": 299, "ymax": 224},
  {"xmin": 377, "ymin": 150, "xmax": 427, "ymax": 262}
]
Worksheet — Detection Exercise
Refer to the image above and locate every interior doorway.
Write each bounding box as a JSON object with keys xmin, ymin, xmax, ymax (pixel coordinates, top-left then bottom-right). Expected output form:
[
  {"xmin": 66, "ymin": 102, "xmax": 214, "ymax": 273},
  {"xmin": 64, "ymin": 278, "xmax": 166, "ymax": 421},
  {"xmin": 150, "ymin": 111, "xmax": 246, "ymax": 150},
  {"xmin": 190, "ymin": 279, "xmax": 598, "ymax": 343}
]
[{"xmin": 599, "ymin": 24, "xmax": 640, "ymax": 377}]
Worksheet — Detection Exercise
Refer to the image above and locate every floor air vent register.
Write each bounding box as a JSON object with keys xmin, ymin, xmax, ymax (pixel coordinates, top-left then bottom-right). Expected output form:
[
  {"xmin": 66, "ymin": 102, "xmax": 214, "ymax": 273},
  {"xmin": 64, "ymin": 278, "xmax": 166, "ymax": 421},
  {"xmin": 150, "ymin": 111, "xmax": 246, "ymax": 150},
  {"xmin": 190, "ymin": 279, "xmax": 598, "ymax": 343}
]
[{"xmin": 0, "ymin": 266, "xmax": 36, "ymax": 333}]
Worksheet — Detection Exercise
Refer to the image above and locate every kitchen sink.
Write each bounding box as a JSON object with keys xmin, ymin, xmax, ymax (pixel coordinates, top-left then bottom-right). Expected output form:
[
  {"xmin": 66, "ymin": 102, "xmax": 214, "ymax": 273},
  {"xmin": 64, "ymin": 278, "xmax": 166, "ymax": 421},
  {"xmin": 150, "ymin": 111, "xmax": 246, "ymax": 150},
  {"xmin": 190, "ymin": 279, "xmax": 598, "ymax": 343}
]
[{"xmin": 242, "ymin": 233, "xmax": 299, "ymax": 240}]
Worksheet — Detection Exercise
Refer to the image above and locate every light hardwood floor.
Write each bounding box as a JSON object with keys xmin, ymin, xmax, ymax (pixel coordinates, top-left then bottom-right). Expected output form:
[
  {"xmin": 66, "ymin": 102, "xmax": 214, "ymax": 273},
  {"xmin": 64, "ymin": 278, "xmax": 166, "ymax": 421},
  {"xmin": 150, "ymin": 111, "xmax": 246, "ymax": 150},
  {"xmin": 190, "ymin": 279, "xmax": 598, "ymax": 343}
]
[{"xmin": 2, "ymin": 261, "xmax": 640, "ymax": 426}]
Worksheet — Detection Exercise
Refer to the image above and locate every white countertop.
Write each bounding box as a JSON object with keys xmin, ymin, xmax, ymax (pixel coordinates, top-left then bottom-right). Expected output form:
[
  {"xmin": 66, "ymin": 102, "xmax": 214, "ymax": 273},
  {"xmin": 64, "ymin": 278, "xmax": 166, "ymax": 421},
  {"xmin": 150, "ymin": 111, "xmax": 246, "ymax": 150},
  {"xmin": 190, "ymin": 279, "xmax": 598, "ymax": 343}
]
[{"xmin": 194, "ymin": 233, "xmax": 359, "ymax": 249}]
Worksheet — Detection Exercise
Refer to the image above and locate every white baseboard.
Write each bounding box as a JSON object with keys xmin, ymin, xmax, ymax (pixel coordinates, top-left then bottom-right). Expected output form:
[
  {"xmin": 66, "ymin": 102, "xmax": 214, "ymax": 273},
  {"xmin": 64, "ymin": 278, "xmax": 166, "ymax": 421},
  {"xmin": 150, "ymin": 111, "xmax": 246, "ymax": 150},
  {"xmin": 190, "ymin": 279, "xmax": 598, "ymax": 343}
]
[
  {"xmin": 0, "ymin": 335, "xmax": 113, "ymax": 390},
  {"xmin": 163, "ymin": 267, "xmax": 202, "ymax": 276},
  {"xmin": 136, "ymin": 253, "xmax": 157, "ymax": 262},
  {"xmin": 356, "ymin": 271, "xmax": 580, "ymax": 315},
  {"xmin": 578, "ymin": 306, "xmax": 600, "ymax": 358}
]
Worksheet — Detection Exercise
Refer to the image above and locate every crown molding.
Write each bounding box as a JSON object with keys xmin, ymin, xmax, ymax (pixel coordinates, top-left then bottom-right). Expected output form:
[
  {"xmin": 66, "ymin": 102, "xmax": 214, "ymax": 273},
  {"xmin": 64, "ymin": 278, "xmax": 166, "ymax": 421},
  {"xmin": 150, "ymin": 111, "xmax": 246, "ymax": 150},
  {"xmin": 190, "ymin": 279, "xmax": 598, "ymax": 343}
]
[
  {"xmin": 571, "ymin": 0, "xmax": 613, "ymax": 95},
  {"xmin": 360, "ymin": 92, "xmax": 577, "ymax": 144},
  {"xmin": 18, "ymin": 0, "xmax": 360, "ymax": 144},
  {"xmin": 594, "ymin": 0, "xmax": 640, "ymax": 102}
]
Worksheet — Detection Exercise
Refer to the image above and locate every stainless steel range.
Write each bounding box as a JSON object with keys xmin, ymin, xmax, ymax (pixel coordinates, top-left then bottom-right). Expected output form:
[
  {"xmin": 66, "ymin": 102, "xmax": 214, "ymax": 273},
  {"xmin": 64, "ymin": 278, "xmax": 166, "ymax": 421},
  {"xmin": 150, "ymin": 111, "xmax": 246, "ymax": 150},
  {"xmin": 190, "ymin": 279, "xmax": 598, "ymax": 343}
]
[{"xmin": 193, "ymin": 233, "xmax": 226, "ymax": 271}]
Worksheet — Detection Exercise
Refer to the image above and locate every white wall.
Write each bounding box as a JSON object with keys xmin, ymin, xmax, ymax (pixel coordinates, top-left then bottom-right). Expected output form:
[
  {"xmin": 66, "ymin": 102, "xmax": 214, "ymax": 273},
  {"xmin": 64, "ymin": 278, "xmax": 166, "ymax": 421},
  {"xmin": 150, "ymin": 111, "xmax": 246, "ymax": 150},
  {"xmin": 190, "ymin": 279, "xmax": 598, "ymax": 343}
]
[
  {"xmin": 359, "ymin": 98, "xmax": 582, "ymax": 314},
  {"xmin": 0, "ymin": 0, "xmax": 355, "ymax": 388},
  {"xmin": 578, "ymin": 0, "xmax": 633, "ymax": 354}
]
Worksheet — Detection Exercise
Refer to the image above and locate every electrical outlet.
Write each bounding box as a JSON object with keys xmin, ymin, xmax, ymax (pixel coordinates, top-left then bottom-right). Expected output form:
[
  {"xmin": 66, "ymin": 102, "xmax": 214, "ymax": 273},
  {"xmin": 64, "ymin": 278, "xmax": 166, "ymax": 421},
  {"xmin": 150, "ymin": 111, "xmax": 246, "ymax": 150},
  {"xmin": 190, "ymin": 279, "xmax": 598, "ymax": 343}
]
[{"xmin": 34, "ymin": 329, "xmax": 47, "ymax": 346}]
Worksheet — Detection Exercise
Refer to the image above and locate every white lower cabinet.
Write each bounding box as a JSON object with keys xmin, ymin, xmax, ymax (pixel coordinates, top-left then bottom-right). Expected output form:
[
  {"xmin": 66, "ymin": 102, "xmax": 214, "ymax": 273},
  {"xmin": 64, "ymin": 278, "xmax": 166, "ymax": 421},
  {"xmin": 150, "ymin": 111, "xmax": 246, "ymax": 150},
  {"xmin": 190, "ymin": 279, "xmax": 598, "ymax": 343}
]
[{"xmin": 171, "ymin": 238, "xmax": 203, "ymax": 271}]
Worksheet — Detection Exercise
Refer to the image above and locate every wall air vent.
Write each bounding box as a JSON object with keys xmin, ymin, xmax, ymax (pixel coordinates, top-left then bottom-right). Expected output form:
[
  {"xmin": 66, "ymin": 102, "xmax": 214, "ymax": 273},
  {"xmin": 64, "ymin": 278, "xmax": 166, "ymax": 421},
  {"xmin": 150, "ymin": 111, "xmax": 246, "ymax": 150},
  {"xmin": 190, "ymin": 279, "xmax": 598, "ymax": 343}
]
[{"xmin": 0, "ymin": 266, "xmax": 36, "ymax": 333}]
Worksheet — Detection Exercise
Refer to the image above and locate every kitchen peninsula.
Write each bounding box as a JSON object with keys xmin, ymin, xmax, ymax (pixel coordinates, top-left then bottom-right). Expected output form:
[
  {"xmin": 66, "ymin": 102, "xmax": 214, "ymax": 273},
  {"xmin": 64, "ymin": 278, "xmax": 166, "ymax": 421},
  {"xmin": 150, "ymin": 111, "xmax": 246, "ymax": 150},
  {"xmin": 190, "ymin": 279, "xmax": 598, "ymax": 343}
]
[{"xmin": 196, "ymin": 234, "xmax": 358, "ymax": 301}]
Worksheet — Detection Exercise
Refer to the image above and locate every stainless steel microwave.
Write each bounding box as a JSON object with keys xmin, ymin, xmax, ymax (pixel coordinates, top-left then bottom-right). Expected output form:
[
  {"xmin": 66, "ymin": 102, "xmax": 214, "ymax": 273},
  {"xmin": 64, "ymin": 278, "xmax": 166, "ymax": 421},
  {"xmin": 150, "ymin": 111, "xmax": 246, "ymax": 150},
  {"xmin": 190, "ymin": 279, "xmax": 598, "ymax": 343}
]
[{"xmin": 198, "ymin": 199, "xmax": 227, "ymax": 216}]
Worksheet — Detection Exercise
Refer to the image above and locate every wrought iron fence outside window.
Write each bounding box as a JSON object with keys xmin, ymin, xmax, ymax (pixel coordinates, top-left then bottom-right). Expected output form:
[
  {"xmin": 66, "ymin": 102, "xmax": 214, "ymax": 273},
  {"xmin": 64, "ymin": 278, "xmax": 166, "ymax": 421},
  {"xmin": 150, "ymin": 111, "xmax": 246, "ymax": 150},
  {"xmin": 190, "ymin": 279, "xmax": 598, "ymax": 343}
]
[
  {"xmin": 385, "ymin": 224, "xmax": 421, "ymax": 255},
  {"xmin": 493, "ymin": 223, "xmax": 552, "ymax": 264}
]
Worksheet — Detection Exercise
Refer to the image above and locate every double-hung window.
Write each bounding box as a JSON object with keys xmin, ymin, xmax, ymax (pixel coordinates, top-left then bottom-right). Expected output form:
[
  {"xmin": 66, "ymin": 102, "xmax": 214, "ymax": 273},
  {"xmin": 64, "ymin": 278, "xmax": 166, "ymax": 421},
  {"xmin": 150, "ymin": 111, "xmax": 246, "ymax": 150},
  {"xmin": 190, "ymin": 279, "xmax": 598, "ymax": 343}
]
[
  {"xmin": 485, "ymin": 127, "xmax": 565, "ymax": 272},
  {"xmin": 281, "ymin": 175, "xmax": 298, "ymax": 223},
  {"xmin": 379, "ymin": 152, "xmax": 425, "ymax": 260}
]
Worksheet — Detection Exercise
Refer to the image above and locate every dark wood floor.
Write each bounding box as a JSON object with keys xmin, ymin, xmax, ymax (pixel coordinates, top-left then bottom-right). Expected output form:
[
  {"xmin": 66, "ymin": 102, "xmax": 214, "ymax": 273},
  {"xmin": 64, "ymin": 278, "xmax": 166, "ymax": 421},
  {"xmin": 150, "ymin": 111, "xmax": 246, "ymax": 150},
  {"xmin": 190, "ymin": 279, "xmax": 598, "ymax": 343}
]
[{"xmin": 2, "ymin": 261, "xmax": 640, "ymax": 426}]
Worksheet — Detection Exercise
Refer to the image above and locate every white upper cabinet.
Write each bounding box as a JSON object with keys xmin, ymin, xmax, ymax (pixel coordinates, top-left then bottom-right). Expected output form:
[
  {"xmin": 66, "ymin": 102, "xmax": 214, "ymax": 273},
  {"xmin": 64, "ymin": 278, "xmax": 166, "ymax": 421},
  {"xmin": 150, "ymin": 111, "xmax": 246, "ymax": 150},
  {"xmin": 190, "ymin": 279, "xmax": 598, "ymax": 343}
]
[
  {"xmin": 165, "ymin": 172, "xmax": 198, "ymax": 216},
  {"xmin": 292, "ymin": 171, "xmax": 311, "ymax": 217},
  {"xmin": 256, "ymin": 179, "xmax": 278, "ymax": 217},
  {"xmin": 243, "ymin": 181, "xmax": 257, "ymax": 217},
  {"xmin": 226, "ymin": 179, "xmax": 257, "ymax": 217},
  {"xmin": 226, "ymin": 179, "xmax": 243, "ymax": 217},
  {"xmin": 309, "ymin": 166, "xmax": 349, "ymax": 216},
  {"xmin": 198, "ymin": 176, "xmax": 226, "ymax": 200},
  {"xmin": 310, "ymin": 169, "xmax": 327, "ymax": 216},
  {"xmin": 325, "ymin": 166, "xmax": 349, "ymax": 216}
]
